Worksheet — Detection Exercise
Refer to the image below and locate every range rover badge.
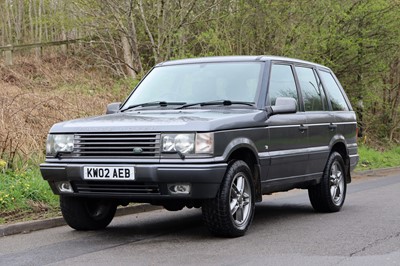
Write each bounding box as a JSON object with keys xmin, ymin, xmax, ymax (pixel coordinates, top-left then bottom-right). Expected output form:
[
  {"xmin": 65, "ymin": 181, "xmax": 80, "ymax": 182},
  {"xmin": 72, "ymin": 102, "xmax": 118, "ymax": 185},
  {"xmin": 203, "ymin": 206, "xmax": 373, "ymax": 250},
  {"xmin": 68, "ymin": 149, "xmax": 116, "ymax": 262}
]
[{"xmin": 133, "ymin": 147, "xmax": 143, "ymax": 153}]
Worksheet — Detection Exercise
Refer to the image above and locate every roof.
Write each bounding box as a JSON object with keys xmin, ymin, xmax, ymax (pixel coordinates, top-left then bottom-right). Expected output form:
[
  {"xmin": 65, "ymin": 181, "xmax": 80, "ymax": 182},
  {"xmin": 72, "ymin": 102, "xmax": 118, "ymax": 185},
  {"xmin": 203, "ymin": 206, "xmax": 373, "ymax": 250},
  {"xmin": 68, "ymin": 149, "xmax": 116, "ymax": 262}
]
[{"xmin": 156, "ymin": 55, "xmax": 329, "ymax": 69}]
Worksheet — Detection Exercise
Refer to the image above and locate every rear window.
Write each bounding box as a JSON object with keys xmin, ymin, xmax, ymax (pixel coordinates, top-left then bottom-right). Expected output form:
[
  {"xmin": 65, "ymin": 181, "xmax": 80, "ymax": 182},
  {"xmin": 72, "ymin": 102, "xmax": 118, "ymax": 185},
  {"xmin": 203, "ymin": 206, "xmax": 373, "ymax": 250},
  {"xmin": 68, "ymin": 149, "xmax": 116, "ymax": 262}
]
[
  {"xmin": 295, "ymin": 66, "xmax": 327, "ymax": 111},
  {"xmin": 319, "ymin": 71, "xmax": 349, "ymax": 111}
]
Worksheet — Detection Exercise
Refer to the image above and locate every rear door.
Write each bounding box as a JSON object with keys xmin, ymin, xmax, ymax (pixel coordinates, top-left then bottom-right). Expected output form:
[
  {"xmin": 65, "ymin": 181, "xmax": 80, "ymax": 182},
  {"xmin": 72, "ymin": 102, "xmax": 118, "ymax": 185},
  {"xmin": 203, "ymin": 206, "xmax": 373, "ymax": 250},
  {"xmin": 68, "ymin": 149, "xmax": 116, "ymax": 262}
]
[
  {"xmin": 294, "ymin": 66, "xmax": 334, "ymax": 176},
  {"xmin": 318, "ymin": 69, "xmax": 358, "ymax": 164}
]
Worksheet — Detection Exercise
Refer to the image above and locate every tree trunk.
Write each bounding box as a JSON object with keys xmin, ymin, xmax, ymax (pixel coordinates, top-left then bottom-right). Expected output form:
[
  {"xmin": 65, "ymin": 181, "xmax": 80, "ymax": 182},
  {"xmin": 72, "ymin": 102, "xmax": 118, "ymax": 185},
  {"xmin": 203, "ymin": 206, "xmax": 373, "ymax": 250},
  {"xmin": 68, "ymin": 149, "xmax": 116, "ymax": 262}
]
[
  {"xmin": 16, "ymin": 0, "xmax": 24, "ymax": 44},
  {"xmin": 5, "ymin": 0, "xmax": 13, "ymax": 44},
  {"xmin": 127, "ymin": 0, "xmax": 143, "ymax": 74},
  {"xmin": 121, "ymin": 35, "xmax": 136, "ymax": 79},
  {"xmin": 29, "ymin": 0, "xmax": 34, "ymax": 43},
  {"xmin": 0, "ymin": 5, "xmax": 5, "ymax": 45},
  {"xmin": 36, "ymin": 0, "xmax": 43, "ymax": 59},
  {"xmin": 138, "ymin": 0, "xmax": 158, "ymax": 63}
]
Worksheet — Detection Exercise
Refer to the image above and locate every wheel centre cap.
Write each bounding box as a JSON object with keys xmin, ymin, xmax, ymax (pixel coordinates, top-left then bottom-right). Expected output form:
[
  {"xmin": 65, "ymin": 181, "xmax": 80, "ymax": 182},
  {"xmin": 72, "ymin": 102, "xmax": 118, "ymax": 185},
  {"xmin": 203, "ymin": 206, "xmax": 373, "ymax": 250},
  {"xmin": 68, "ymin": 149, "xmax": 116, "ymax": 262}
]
[{"xmin": 238, "ymin": 195, "xmax": 243, "ymax": 204}]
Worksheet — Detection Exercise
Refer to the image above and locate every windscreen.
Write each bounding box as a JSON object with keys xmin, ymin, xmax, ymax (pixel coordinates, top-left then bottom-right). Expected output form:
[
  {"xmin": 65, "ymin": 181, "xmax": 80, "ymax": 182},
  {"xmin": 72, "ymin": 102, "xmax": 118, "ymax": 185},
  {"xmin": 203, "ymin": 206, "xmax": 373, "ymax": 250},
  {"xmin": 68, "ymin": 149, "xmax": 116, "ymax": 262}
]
[{"xmin": 123, "ymin": 62, "xmax": 263, "ymax": 107}]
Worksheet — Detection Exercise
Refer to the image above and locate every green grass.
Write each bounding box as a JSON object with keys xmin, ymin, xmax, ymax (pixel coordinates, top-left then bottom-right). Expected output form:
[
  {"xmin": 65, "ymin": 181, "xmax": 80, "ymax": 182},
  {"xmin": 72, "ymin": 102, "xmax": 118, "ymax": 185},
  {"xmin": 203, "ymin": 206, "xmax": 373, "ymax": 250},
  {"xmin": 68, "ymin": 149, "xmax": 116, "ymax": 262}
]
[
  {"xmin": 0, "ymin": 167, "xmax": 58, "ymax": 213},
  {"xmin": 356, "ymin": 145, "xmax": 400, "ymax": 171}
]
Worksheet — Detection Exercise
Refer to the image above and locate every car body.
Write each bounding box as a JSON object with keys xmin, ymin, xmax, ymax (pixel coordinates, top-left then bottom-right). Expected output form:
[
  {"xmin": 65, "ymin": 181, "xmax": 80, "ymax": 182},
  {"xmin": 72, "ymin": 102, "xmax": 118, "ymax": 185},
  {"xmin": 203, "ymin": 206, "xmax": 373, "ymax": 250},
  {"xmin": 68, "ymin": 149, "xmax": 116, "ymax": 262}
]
[{"xmin": 40, "ymin": 56, "xmax": 359, "ymax": 237}]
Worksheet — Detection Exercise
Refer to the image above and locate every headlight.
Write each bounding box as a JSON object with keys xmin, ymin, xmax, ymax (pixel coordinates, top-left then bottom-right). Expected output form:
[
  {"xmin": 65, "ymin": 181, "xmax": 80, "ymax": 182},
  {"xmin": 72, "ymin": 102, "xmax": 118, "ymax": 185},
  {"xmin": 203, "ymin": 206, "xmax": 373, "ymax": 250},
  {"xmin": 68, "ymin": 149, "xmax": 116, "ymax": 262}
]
[
  {"xmin": 161, "ymin": 133, "xmax": 214, "ymax": 155},
  {"xmin": 162, "ymin": 134, "xmax": 194, "ymax": 154},
  {"xmin": 196, "ymin": 133, "xmax": 214, "ymax": 154},
  {"xmin": 46, "ymin": 134, "xmax": 74, "ymax": 156}
]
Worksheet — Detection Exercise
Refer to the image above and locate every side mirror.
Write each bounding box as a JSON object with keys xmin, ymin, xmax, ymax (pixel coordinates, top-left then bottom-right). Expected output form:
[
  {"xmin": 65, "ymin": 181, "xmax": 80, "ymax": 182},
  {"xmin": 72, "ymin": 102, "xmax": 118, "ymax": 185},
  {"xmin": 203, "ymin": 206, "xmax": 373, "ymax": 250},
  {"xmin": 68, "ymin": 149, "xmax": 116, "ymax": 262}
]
[
  {"xmin": 270, "ymin": 97, "xmax": 297, "ymax": 115},
  {"xmin": 106, "ymin": 102, "xmax": 121, "ymax": 114}
]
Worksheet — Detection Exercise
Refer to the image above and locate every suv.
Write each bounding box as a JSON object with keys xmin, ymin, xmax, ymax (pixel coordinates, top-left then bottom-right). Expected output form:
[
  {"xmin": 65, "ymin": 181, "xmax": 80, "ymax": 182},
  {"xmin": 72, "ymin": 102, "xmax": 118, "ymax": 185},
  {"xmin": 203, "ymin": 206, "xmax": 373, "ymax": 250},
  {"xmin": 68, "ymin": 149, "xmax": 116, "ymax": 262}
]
[{"xmin": 40, "ymin": 56, "xmax": 359, "ymax": 237}]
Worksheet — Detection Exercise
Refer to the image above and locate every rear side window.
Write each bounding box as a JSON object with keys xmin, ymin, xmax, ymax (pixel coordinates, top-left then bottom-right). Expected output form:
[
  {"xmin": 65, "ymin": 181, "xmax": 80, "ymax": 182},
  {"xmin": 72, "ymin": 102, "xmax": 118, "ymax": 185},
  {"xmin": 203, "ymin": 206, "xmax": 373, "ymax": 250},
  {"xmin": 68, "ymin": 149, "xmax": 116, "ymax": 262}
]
[
  {"xmin": 268, "ymin": 64, "xmax": 298, "ymax": 106},
  {"xmin": 295, "ymin": 66, "xmax": 326, "ymax": 111},
  {"xmin": 319, "ymin": 71, "xmax": 349, "ymax": 111}
]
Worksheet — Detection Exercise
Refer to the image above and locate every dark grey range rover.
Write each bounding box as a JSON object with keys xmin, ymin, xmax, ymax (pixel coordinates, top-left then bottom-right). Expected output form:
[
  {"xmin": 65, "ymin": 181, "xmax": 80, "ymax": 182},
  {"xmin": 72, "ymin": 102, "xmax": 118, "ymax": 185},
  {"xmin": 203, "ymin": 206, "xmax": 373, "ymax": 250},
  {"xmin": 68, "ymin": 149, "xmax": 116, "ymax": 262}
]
[{"xmin": 40, "ymin": 56, "xmax": 359, "ymax": 237}]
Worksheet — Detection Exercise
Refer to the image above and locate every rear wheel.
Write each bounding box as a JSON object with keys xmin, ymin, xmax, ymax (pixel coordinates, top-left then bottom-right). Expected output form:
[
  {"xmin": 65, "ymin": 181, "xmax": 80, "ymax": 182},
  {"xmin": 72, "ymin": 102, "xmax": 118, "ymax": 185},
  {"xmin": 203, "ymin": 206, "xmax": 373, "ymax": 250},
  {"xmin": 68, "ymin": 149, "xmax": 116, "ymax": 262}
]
[
  {"xmin": 202, "ymin": 160, "xmax": 255, "ymax": 237},
  {"xmin": 308, "ymin": 152, "xmax": 347, "ymax": 212},
  {"xmin": 60, "ymin": 196, "xmax": 117, "ymax": 230}
]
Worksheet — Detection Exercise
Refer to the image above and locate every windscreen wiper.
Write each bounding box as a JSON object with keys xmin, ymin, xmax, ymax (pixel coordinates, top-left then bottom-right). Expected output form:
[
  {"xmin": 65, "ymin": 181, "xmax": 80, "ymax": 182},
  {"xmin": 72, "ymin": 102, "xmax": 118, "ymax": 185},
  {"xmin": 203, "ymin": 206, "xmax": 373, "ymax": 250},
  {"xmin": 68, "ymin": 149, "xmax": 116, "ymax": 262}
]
[
  {"xmin": 121, "ymin": 101, "xmax": 186, "ymax": 112},
  {"xmin": 176, "ymin": 100, "xmax": 255, "ymax": 109}
]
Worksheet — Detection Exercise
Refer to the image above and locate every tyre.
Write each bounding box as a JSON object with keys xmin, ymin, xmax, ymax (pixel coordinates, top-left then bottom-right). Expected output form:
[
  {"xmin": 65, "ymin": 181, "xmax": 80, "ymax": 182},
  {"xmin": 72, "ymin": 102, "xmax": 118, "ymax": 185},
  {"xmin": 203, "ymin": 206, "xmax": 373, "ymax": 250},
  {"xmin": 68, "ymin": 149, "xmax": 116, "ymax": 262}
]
[
  {"xmin": 202, "ymin": 160, "xmax": 255, "ymax": 237},
  {"xmin": 60, "ymin": 196, "xmax": 117, "ymax": 230},
  {"xmin": 308, "ymin": 152, "xmax": 347, "ymax": 212}
]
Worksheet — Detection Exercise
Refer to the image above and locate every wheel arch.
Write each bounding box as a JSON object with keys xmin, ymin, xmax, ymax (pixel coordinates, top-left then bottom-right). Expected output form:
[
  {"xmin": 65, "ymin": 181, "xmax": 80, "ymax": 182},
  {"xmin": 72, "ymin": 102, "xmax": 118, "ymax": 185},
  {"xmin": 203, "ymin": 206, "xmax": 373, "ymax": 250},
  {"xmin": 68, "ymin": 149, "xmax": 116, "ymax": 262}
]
[{"xmin": 224, "ymin": 141, "xmax": 262, "ymax": 202}]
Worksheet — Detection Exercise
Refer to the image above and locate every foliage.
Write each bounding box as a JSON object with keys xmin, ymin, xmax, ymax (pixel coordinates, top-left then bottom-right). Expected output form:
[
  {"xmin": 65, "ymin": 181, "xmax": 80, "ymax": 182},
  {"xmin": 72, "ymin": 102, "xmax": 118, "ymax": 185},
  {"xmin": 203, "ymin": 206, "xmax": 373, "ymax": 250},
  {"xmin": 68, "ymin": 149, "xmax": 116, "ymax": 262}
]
[
  {"xmin": 356, "ymin": 145, "xmax": 400, "ymax": 171},
  {"xmin": 0, "ymin": 168, "xmax": 58, "ymax": 212}
]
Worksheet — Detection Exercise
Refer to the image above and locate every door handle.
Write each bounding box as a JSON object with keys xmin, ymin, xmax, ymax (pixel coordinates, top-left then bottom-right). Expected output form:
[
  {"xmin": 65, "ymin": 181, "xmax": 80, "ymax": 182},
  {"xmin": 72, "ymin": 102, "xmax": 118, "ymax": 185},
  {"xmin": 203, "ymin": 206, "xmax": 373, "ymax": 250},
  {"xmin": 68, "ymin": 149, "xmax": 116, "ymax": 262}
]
[
  {"xmin": 299, "ymin": 125, "xmax": 308, "ymax": 132},
  {"xmin": 328, "ymin": 124, "xmax": 337, "ymax": 131}
]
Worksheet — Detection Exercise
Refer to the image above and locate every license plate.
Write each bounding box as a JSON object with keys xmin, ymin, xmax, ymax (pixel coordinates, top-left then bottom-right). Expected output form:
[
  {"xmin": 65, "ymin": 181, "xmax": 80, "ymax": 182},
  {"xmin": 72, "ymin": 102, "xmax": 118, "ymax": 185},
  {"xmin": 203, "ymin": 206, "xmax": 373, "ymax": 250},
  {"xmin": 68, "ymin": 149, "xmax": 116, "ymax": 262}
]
[{"xmin": 83, "ymin": 166, "xmax": 135, "ymax": 180}]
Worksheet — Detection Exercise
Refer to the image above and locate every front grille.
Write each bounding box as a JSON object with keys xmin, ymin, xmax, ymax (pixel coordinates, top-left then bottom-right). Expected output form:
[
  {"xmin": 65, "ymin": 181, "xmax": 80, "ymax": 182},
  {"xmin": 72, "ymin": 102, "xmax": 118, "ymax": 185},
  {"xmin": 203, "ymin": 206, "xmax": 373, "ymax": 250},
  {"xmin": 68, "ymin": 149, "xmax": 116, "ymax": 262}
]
[
  {"xmin": 73, "ymin": 181, "xmax": 160, "ymax": 195},
  {"xmin": 73, "ymin": 133, "xmax": 160, "ymax": 158}
]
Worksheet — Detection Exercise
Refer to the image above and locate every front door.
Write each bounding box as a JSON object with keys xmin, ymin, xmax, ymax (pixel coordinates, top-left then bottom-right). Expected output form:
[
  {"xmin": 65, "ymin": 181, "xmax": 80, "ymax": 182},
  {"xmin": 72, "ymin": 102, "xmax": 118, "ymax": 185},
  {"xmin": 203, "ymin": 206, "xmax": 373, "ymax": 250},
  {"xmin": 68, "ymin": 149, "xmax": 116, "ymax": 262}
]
[{"xmin": 264, "ymin": 63, "xmax": 309, "ymax": 184}]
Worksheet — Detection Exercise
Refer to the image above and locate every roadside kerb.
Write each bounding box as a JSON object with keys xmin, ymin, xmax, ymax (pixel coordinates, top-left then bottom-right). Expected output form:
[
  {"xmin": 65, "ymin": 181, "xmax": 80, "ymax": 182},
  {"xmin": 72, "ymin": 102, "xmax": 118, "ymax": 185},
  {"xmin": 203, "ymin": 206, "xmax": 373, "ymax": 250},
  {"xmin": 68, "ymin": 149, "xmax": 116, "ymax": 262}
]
[
  {"xmin": 0, "ymin": 204, "xmax": 162, "ymax": 237},
  {"xmin": 353, "ymin": 166, "xmax": 400, "ymax": 177}
]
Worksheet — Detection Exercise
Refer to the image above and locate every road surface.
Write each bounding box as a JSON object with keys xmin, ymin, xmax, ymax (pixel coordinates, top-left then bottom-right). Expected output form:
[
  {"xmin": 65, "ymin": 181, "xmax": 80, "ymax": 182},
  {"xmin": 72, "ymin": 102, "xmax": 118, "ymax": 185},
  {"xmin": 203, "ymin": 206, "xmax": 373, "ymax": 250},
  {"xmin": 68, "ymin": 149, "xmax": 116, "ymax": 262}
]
[{"xmin": 0, "ymin": 172, "xmax": 399, "ymax": 265}]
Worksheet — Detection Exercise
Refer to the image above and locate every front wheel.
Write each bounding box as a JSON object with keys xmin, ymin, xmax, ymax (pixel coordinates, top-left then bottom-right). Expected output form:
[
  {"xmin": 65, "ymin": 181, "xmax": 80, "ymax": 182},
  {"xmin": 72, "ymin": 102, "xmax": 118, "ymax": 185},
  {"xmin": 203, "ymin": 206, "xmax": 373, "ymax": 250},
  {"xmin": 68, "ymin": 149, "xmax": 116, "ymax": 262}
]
[
  {"xmin": 308, "ymin": 152, "xmax": 347, "ymax": 212},
  {"xmin": 60, "ymin": 196, "xmax": 117, "ymax": 230},
  {"xmin": 202, "ymin": 160, "xmax": 255, "ymax": 237}
]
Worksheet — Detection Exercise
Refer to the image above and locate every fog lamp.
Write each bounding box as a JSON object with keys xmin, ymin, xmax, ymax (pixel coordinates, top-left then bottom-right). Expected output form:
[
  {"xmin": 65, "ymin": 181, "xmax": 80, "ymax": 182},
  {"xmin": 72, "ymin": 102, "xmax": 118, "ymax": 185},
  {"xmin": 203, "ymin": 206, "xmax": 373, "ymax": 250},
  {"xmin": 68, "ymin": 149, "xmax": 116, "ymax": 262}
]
[
  {"xmin": 168, "ymin": 184, "xmax": 191, "ymax": 195},
  {"xmin": 56, "ymin": 181, "xmax": 74, "ymax": 193}
]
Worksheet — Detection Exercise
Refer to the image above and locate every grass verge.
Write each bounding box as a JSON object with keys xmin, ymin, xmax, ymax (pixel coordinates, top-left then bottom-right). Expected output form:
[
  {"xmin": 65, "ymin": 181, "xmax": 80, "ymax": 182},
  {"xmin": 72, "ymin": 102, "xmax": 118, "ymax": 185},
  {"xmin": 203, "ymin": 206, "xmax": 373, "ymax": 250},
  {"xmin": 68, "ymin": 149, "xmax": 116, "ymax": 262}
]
[
  {"xmin": 0, "ymin": 167, "xmax": 59, "ymax": 224},
  {"xmin": 356, "ymin": 145, "xmax": 400, "ymax": 171}
]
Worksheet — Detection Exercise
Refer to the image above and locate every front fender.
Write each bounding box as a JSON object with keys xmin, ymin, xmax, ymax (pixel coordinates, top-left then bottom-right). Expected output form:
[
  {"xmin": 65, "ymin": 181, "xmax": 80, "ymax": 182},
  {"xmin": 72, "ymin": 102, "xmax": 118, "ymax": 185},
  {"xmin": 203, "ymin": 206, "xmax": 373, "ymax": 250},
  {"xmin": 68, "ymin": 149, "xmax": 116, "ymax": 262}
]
[{"xmin": 217, "ymin": 137, "xmax": 259, "ymax": 163}]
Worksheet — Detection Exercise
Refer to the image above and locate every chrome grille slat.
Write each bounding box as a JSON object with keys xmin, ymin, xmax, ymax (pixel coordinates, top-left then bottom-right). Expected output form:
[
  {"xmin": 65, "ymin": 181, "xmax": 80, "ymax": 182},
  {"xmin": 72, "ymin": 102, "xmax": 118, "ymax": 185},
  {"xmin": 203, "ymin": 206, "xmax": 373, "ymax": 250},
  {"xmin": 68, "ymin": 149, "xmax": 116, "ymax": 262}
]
[
  {"xmin": 77, "ymin": 138, "xmax": 158, "ymax": 141},
  {"xmin": 73, "ymin": 133, "xmax": 160, "ymax": 157},
  {"xmin": 74, "ymin": 147, "xmax": 158, "ymax": 150},
  {"xmin": 74, "ymin": 141, "xmax": 160, "ymax": 145}
]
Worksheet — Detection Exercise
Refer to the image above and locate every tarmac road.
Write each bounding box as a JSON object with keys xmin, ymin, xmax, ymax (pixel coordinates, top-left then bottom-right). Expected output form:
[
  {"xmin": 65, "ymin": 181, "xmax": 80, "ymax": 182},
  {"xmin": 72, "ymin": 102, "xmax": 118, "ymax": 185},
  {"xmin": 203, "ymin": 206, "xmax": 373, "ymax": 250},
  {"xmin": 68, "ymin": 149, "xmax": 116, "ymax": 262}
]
[{"xmin": 0, "ymin": 172, "xmax": 399, "ymax": 266}]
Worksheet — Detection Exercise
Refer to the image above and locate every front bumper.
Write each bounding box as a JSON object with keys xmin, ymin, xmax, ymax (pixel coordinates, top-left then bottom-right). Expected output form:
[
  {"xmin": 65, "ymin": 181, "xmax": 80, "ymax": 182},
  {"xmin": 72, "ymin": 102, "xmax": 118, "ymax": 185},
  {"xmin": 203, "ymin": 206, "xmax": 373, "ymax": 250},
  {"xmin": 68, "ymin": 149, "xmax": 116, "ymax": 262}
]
[{"xmin": 40, "ymin": 163, "xmax": 227, "ymax": 200}]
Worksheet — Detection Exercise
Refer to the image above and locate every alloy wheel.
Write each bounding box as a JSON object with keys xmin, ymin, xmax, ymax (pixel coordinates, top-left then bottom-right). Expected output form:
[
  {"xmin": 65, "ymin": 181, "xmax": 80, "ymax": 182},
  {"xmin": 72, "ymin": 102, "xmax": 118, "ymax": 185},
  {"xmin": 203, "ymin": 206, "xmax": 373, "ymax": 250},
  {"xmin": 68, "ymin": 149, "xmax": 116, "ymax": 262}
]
[{"xmin": 229, "ymin": 173, "xmax": 252, "ymax": 227}]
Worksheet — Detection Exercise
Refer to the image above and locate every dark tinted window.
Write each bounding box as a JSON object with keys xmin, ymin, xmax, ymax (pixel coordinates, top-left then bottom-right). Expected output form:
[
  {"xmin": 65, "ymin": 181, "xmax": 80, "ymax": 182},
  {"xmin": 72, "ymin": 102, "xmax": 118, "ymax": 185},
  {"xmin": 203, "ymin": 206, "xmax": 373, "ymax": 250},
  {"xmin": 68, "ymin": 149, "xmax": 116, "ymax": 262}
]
[
  {"xmin": 268, "ymin": 64, "xmax": 298, "ymax": 106},
  {"xmin": 295, "ymin": 66, "xmax": 325, "ymax": 111},
  {"xmin": 314, "ymin": 70, "xmax": 329, "ymax": 110},
  {"xmin": 319, "ymin": 71, "xmax": 349, "ymax": 111}
]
